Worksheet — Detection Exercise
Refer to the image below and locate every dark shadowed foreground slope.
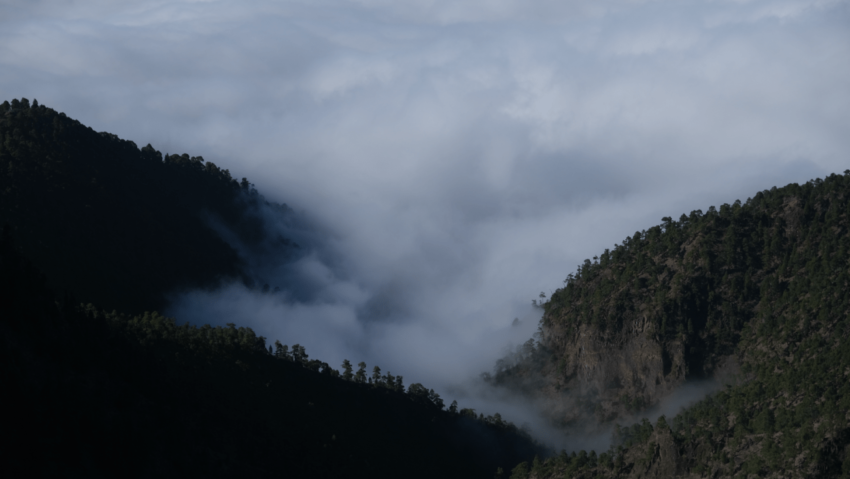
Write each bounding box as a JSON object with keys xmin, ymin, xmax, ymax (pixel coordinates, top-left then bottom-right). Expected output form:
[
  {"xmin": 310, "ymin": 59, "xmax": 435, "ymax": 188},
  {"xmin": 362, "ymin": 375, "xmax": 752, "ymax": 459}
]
[
  {"xmin": 495, "ymin": 173, "xmax": 850, "ymax": 478},
  {"xmin": 0, "ymin": 230, "xmax": 543, "ymax": 478},
  {"xmin": 0, "ymin": 98, "xmax": 295, "ymax": 314},
  {"xmin": 0, "ymin": 99, "xmax": 544, "ymax": 478}
]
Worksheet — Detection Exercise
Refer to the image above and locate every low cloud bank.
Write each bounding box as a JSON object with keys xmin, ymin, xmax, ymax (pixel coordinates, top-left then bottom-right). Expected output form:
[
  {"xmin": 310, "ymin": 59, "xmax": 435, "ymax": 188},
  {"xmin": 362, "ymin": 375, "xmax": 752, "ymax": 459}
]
[
  {"xmin": 169, "ymin": 195, "xmax": 728, "ymax": 454},
  {"xmin": 170, "ymin": 196, "xmax": 545, "ymax": 394},
  {"xmin": 6, "ymin": 0, "xmax": 847, "ymax": 454}
]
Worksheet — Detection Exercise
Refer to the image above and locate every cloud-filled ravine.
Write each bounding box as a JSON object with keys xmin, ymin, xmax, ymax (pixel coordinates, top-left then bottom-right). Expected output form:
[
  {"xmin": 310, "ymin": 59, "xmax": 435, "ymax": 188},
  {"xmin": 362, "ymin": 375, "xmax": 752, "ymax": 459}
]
[{"xmin": 3, "ymin": 0, "xmax": 849, "ymax": 450}]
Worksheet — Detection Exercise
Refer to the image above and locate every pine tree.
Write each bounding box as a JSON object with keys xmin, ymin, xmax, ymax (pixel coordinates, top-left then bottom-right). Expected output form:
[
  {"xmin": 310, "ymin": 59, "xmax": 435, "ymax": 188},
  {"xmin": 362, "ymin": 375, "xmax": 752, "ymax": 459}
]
[
  {"xmin": 341, "ymin": 359, "xmax": 353, "ymax": 380},
  {"xmin": 355, "ymin": 362, "xmax": 367, "ymax": 383}
]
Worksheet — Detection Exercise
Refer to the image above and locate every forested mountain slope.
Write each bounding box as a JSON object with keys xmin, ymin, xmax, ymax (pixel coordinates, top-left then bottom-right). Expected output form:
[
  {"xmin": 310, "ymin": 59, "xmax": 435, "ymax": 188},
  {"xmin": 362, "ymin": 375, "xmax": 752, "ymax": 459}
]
[
  {"xmin": 495, "ymin": 172, "xmax": 850, "ymax": 478},
  {"xmin": 0, "ymin": 97, "xmax": 545, "ymax": 478},
  {"xmin": 1, "ymin": 228, "xmax": 544, "ymax": 478},
  {"xmin": 0, "ymin": 98, "xmax": 293, "ymax": 313}
]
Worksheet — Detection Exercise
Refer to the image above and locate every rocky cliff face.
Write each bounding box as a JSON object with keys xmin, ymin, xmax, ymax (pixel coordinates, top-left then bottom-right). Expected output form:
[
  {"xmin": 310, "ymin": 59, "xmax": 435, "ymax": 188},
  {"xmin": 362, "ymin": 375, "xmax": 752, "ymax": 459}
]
[
  {"xmin": 491, "ymin": 175, "xmax": 844, "ymax": 429},
  {"xmin": 542, "ymin": 323, "xmax": 687, "ymax": 423}
]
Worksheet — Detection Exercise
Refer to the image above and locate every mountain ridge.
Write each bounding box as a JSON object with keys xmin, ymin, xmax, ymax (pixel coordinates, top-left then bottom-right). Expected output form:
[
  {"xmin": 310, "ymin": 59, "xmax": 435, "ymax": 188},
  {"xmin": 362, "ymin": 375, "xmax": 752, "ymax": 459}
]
[
  {"xmin": 493, "ymin": 172, "xmax": 850, "ymax": 477},
  {"xmin": 0, "ymin": 98, "xmax": 545, "ymax": 478},
  {"xmin": 0, "ymin": 97, "xmax": 296, "ymax": 313}
]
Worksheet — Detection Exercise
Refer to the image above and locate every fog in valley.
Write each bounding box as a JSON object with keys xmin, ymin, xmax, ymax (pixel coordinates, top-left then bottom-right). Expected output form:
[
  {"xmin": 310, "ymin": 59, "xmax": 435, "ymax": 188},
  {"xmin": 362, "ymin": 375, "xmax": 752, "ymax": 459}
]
[{"xmin": 3, "ymin": 0, "xmax": 849, "ymax": 451}]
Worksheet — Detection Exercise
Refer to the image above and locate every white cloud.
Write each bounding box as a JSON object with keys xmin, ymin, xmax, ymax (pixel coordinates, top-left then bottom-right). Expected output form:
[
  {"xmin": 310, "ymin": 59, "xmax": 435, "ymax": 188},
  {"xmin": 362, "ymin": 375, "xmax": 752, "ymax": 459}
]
[{"xmin": 2, "ymin": 0, "xmax": 848, "ymax": 449}]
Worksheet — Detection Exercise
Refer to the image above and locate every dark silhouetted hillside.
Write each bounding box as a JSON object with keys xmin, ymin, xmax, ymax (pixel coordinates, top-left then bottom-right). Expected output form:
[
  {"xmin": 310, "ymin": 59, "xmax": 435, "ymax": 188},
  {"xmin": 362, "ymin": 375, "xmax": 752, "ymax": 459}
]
[
  {"xmin": 0, "ymin": 98, "xmax": 544, "ymax": 478},
  {"xmin": 0, "ymin": 97, "xmax": 294, "ymax": 313}
]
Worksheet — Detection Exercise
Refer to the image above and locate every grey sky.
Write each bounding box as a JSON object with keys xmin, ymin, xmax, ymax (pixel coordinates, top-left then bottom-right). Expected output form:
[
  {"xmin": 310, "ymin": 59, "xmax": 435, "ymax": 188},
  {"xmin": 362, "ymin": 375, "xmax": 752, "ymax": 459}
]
[{"xmin": 3, "ymin": 0, "xmax": 849, "ymax": 445}]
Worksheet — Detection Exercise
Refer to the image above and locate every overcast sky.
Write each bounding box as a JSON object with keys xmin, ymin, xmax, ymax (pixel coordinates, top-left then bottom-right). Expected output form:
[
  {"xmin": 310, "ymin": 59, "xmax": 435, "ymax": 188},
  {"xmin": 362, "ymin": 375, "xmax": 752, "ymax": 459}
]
[{"xmin": 3, "ymin": 0, "xmax": 849, "ymax": 444}]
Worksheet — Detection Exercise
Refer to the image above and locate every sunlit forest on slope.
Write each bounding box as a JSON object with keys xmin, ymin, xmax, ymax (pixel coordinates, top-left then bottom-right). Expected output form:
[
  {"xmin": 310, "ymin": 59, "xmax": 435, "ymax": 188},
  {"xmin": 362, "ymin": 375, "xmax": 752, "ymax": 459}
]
[{"xmin": 490, "ymin": 171, "xmax": 850, "ymax": 478}]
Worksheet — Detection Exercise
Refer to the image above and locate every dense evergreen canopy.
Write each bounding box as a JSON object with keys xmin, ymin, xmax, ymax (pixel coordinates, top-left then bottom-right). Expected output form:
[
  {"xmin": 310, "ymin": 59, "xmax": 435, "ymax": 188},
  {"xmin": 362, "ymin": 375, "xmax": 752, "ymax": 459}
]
[{"xmin": 496, "ymin": 172, "xmax": 850, "ymax": 478}]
